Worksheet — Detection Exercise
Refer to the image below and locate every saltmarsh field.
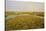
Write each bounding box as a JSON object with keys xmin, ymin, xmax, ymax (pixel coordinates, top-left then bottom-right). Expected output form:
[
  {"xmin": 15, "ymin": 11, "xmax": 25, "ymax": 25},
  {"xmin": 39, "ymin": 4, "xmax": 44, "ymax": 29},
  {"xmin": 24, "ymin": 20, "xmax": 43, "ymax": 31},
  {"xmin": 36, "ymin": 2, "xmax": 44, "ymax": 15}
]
[{"xmin": 5, "ymin": 11, "xmax": 44, "ymax": 30}]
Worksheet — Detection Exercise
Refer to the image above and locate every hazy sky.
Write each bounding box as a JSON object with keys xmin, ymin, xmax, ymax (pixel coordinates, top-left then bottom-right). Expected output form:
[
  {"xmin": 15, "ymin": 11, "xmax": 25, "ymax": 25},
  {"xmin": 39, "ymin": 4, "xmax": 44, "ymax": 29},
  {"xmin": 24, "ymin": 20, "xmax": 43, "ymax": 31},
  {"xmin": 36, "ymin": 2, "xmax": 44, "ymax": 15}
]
[{"xmin": 6, "ymin": 0, "xmax": 44, "ymax": 12}]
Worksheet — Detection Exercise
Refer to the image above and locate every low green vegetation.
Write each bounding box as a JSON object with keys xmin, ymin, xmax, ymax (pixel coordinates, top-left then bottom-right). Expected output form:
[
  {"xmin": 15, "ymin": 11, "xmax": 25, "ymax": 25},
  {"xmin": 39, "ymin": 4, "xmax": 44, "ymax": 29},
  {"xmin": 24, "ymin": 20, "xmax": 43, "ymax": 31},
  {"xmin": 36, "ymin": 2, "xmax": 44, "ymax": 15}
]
[
  {"xmin": 5, "ymin": 11, "xmax": 44, "ymax": 30},
  {"xmin": 15, "ymin": 12, "xmax": 32, "ymax": 14},
  {"xmin": 6, "ymin": 11, "xmax": 44, "ymax": 17}
]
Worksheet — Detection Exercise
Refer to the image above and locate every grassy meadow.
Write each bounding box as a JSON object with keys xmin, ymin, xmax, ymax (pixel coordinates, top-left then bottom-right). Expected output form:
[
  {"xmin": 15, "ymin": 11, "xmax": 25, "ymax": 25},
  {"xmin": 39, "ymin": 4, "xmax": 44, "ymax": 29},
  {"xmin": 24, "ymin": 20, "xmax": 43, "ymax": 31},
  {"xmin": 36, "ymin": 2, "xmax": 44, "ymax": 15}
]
[{"xmin": 5, "ymin": 11, "xmax": 44, "ymax": 30}]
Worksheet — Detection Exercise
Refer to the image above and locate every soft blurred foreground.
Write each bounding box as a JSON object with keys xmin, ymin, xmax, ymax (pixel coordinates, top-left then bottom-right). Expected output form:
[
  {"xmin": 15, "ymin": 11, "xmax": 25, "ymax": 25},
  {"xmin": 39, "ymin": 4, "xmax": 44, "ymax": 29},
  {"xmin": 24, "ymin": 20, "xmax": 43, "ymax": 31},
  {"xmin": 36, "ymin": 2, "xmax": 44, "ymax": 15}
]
[{"xmin": 5, "ymin": 11, "xmax": 44, "ymax": 31}]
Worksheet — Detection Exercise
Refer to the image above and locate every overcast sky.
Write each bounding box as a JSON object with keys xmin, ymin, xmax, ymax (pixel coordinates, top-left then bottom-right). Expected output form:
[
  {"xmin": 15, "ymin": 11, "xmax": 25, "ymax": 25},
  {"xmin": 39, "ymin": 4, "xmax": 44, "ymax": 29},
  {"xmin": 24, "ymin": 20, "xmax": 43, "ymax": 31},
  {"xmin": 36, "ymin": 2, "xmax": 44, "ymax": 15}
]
[{"xmin": 6, "ymin": 0, "xmax": 44, "ymax": 12}]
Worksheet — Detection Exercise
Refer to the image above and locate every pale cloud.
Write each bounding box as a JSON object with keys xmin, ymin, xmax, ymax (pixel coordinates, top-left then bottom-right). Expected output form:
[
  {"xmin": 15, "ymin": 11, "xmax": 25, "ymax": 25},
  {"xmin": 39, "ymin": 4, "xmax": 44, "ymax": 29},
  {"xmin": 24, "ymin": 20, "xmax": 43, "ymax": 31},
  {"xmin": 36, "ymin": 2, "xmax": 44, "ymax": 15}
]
[
  {"xmin": 8, "ymin": 0, "xmax": 16, "ymax": 1},
  {"xmin": 16, "ymin": 0, "xmax": 44, "ymax": 2},
  {"xmin": 15, "ymin": 1, "xmax": 44, "ymax": 12},
  {"xmin": 6, "ymin": 1, "xmax": 44, "ymax": 12}
]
